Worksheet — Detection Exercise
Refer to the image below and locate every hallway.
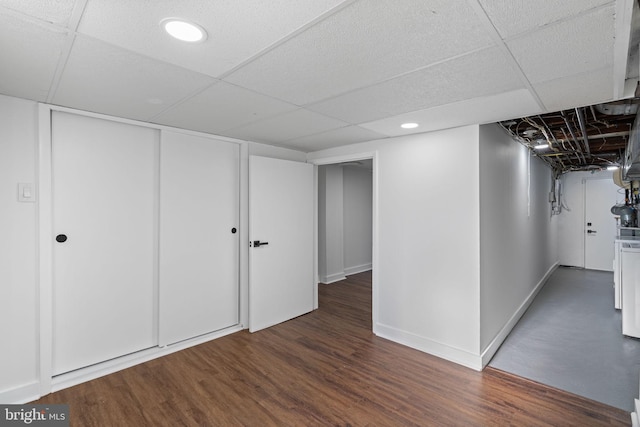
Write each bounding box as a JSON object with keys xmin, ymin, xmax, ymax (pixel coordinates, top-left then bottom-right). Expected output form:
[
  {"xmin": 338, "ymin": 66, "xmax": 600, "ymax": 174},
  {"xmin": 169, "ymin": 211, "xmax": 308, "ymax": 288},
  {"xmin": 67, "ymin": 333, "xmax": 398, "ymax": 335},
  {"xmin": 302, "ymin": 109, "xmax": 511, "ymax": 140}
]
[{"xmin": 489, "ymin": 267, "xmax": 640, "ymax": 412}]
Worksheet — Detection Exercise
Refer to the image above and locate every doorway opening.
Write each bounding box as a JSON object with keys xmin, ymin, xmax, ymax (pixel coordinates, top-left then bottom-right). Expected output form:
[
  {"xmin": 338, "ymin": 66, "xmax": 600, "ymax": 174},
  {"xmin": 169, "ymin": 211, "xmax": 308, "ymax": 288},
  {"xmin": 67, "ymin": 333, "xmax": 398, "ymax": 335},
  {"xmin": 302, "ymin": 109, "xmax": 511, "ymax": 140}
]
[{"xmin": 315, "ymin": 155, "xmax": 376, "ymax": 331}]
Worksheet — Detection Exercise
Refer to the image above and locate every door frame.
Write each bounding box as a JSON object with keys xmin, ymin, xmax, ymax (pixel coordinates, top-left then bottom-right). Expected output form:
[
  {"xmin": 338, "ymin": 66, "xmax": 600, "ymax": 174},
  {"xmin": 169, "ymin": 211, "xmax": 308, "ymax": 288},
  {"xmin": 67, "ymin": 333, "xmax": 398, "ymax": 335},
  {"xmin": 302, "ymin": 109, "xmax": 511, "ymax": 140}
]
[{"xmin": 308, "ymin": 152, "xmax": 379, "ymax": 334}]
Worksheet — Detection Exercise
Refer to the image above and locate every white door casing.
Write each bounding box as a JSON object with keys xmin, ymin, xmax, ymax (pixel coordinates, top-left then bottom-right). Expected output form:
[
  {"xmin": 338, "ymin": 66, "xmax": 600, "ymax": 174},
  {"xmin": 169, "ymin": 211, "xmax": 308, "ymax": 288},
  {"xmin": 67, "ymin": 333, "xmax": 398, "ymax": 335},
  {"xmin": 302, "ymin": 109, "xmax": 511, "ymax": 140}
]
[
  {"xmin": 52, "ymin": 111, "xmax": 157, "ymax": 375},
  {"xmin": 248, "ymin": 156, "xmax": 315, "ymax": 332}
]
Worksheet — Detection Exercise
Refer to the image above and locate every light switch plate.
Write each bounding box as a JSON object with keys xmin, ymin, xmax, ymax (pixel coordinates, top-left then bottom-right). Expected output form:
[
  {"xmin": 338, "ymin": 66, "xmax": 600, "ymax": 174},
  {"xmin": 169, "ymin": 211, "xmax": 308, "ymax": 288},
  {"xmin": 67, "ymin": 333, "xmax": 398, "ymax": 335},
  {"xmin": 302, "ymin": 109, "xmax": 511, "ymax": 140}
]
[{"xmin": 18, "ymin": 183, "xmax": 36, "ymax": 202}]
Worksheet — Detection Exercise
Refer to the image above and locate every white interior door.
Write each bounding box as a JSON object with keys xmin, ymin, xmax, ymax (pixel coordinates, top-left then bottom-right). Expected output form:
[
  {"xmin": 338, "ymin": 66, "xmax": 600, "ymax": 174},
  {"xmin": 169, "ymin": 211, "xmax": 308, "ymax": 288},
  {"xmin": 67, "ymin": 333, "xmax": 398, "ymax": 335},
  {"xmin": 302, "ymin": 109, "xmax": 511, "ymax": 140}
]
[
  {"xmin": 249, "ymin": 156, "xmax": 314, "ymax": 332},
  {"xmin": 584, "ymin": 178, "xmax": 619, "ymax": 271},
  {"xmin": 159, "ymin": 131, "xmax": 239, "ymax": 346},
  {"xmin": 52, "ymin": 112, "xmax": 157, "ymax": 375}
]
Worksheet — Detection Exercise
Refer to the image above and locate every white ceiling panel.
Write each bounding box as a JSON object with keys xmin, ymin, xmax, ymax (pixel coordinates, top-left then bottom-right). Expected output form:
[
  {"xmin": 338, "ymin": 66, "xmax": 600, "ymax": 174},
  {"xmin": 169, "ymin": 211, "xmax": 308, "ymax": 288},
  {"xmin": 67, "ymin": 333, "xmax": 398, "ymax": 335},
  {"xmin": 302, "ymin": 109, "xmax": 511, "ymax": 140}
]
[
  {"xmin": 0, "ymin": 0, "xmax": 76, "ymax": 26},
  {"xmin": 308, "ymin": 47, "xmax": 524, "ymax": 124},
  {"xmin": 52, "ymin": 35, "xmax": 216, "ymax": 121},
  {"xmin": 224, "ymin": 0, "xmax": 495, "ymax": 106},
  {"xmin": 283, "ymin": 125, "xmax": 387, "ymax": 151},
  {"xmin": 77, "ymin": 0, "xmax": 349, "ymax": 78},
  {"xmin": 507, "ymin": 5, "xmax": 615, "ymax": 84},
  {"xmin": 152, "ymin": 82, "xmax": 298, "ymax": 134},
  {"xmin": 0, "ymin": 13, "xmax": 67, "ymax": 101},
  {"xmin": 534, "ymin": 67, "xmax": 614, "ymax": 113},
  {"xmin": 223, "ymin": 109, "xmax": 348, "ymax": 144},
  {"xmin": 0, "ymin": 1, "xmax": 633, "ymax": 153},
  {"xmin": 360, "ymin": 89, "xmax": 541, "ymax": 137},
  {"xmin": 477, "ymin": 0, "xmax": 613, "ymax": 39}
]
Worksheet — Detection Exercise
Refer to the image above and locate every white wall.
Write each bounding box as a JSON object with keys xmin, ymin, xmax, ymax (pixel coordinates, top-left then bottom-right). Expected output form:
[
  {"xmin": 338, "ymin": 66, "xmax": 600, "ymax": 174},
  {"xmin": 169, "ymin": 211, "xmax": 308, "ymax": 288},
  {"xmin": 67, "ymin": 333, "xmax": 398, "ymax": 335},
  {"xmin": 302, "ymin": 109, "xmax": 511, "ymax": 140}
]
[
  {"xmin": 310, "ymin": 124, "xmax": 562, "ymax": 370},
  {"xmin": 0, "ymin": 94, "xmax": 39, "ymax": 401},
  {"xmin": 309, "ymin": 125, "xmax": 482, "ymax": 369},
  {"xmin": 318, "ymin": 166, "xmax": 328, "ymax": 282},
  {"xmin": 478, "ymin": 124, "xmax": 558, "ymax": 362},
  {"xmin": 343, "ymin": 166, "xmax": 372, "ymax": 275},
  {"xmin": 247, "ymin": 141, "xmax": 307, "ymax": 162},
  {"xmin": 318, "ymin": 165, "xmax": 346, "ymax": 283},
  {"xmin": 558, "ymin": 170, "xmax": 622, "ymax": 267}
]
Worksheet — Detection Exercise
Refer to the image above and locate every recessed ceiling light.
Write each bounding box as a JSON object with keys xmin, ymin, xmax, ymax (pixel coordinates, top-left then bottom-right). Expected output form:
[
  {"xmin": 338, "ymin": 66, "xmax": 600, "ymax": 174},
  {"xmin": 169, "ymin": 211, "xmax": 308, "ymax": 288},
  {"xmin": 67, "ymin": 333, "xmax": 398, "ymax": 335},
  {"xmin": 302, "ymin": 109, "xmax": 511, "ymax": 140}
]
[
  {"xmin": 161, "ymin": 18, "xmax": 207, "ymax": 43},
  {"xmin": 401, "ymin": 122, "xmax": 419, "ymax": 129}
]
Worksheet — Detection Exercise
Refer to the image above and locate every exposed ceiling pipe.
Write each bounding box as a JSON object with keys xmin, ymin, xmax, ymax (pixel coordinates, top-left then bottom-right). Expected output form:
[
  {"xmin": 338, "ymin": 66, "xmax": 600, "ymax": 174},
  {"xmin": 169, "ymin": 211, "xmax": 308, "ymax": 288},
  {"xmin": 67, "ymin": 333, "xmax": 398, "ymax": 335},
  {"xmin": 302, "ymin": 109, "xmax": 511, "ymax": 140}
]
[
  {"xmin": 561, "ymin": 110, "xmax": 586, "ymax": 165},
  {"xmin": 560, "ymin": 127, "xmax": 578, "ymax": 154},
  {"xmin": 537, "ymin": 115, "xmax": 561, "ymax": 150},
  {"xmin": 575, "ymin": 107, "xmax": 592, "ymax": 157},
  {"xmin": 572, "ymin": 130, "xmax": 630, "ymax": 140}
]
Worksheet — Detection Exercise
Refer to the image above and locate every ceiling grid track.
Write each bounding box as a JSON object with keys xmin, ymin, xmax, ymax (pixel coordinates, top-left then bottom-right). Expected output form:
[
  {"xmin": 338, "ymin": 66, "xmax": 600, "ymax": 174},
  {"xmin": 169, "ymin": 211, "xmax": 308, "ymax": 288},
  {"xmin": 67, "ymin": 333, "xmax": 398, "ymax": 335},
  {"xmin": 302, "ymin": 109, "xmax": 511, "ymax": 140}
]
[
  {"xmin": 466, "ymin": 0, "xmax": 546, "ymax": 113},
  {"xmin": 45, "ymin": 0, "xmax": 88, "ymax": 104}
]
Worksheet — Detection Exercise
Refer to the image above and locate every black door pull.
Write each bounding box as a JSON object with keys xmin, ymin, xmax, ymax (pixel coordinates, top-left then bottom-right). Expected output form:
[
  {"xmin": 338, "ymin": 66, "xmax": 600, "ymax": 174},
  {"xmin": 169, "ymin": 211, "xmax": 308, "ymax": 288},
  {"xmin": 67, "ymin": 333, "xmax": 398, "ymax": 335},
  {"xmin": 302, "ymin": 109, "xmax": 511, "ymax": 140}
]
[
  {"xmin": 56, "ymin": 234, "xmax": 67, "ymax": 243},
  {"xmin": 253, "ymin": 240, "xmax": 269, "ymax": 247}
]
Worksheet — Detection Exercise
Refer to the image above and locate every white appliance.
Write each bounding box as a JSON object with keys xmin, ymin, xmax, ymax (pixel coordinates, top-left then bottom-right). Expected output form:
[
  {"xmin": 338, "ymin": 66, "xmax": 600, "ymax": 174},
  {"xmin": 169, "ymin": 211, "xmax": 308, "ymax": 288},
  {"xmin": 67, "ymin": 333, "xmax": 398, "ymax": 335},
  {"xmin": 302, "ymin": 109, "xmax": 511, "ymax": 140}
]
[{"xmin": 621, "ymin": 243, "xmax": 640, "ymax": 338}]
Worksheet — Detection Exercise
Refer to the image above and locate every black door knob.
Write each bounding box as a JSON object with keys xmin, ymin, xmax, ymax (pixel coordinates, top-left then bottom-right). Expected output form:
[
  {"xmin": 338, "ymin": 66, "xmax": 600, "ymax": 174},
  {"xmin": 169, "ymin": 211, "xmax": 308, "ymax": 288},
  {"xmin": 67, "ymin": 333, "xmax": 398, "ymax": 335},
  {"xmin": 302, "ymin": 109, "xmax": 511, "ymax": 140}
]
[{"xmin": 56, "ymin": 234, "xmax": 67, "ymax": 243}]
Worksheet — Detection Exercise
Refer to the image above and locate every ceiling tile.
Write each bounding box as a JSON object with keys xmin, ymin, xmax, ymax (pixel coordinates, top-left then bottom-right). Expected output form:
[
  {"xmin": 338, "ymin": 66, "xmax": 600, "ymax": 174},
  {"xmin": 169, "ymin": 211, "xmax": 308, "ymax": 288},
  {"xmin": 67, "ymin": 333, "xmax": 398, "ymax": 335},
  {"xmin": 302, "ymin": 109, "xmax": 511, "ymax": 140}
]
[
  {"xmin": 223, "ymin": 108, "xmax": 348, "ymax": 144},
  {"xmin": 0, "ymin": 13, "xmax": 67, "ymax": 101},
  {"xmin": 0, "ymin": 0, "xmax": 76, "ymax": 26},
  {"xmin": 52, "ymin": 35, "xmax": 216, "ymax": 121},
  {"xmin": 478, "ymin": 0, "xmax": 612, "ymax": 39},
  {"xmin": 283, "ymin": 126, "xmax": 387, "ymax": 151},
  {"xmin": 151, "ymin": 82, "xmax": 298, "ymax": 134},
  {"xmin": 307, "ymin": 47, "xmax": 525, "ymax": 124},
  {"xmin": 224, "ymin": 0, "xmax": 495, "ymax": 105},
  {"xmin": 507, "ymin": 5, "xmax": 615, "ymax": 84},
  {"xmin": 77, "ymin": 0, "xmax": 348, "ymax": 78},
  {"xmin": 534, "ymin": 67, "xmax": 614, "ymax": 113},
  {"xmin": 360, "ymin": 89, "xmax": 541, "ymax": 137}
]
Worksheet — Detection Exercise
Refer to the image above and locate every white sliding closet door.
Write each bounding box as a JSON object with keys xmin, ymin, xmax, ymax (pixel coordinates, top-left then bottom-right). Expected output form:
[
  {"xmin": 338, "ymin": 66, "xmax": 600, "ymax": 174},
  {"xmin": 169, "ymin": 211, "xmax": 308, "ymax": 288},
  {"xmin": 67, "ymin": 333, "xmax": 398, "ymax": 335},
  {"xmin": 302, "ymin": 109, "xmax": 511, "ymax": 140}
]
[
  {"xmin": 159, "ymin": 131, "xmax": 239, "ymax": 346},
  {"xmin": 52, "ymin": 112, "xmax": 158, "ymax": 375}
]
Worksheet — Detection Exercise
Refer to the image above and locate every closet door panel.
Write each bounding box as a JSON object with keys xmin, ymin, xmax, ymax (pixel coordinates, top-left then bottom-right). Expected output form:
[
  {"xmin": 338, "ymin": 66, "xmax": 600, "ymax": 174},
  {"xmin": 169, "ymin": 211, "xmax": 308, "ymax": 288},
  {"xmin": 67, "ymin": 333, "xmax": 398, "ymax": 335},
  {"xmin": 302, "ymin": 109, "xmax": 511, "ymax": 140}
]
[
  {"xmin": 159, "ymin": 131, "xmax": 239, "ymax": 346},
  {"xmin": 52, "ymin": 112, "xmax": 157, "ymax": 375}
]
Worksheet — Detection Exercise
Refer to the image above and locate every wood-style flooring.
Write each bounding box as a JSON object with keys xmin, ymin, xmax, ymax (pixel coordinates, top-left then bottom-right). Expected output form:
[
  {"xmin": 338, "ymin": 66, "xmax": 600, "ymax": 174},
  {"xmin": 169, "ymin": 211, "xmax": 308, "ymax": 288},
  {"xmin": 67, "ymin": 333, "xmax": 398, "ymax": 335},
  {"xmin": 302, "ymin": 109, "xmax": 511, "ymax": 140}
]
[{"xmin": 35, "ymin": 271, "xmax": 630, "ymax": 426}]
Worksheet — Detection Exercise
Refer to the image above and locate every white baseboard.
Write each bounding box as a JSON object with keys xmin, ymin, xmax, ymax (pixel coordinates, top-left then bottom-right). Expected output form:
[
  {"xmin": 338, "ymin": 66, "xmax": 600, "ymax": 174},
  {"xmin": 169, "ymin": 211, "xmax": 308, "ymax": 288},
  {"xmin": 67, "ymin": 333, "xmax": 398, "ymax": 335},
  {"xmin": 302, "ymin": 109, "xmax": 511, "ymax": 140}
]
[
  {"xmin": 0, "ymin": 381, "xmax": 40, "ymax": 404},
  {"xmin": 480, "ymin": 262, "xmax": 559, "ymax": 368},
  {"xmin": 374, "ymin": 323, "xmax": 483, "ymax": 371},
  {"xmin": 320, "ymin": 264, "xmax": 372, "ymax": 284},
  {"xmin": 320, "ymin": 272, "xmax": 347, "ymax": 284},
  {"xmin": 344, "ymin": 263, "xmax": 372, "ymax": 276},
  {"xmin": 50, "ymin": 325, "xmax": 243, "ymax": 395}
]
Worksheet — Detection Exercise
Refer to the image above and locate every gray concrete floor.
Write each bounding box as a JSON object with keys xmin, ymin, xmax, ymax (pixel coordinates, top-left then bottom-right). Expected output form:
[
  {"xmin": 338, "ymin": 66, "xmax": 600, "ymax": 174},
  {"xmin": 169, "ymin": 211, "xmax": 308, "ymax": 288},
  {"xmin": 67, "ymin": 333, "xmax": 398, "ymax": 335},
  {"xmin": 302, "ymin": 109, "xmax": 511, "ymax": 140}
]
[{"xmin": 489, "ymin": 266, "xmax": 640, "ymax": 412}]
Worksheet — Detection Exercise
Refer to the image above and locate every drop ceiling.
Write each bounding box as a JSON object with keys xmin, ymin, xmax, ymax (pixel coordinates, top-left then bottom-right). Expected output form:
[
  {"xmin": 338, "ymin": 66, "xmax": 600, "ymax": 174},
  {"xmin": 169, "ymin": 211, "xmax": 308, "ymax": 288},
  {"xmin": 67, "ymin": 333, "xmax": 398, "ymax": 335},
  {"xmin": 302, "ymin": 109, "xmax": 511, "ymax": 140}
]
[{"xmin": 0, "ymin": 0, "xmax": 638, "ymax": 154}]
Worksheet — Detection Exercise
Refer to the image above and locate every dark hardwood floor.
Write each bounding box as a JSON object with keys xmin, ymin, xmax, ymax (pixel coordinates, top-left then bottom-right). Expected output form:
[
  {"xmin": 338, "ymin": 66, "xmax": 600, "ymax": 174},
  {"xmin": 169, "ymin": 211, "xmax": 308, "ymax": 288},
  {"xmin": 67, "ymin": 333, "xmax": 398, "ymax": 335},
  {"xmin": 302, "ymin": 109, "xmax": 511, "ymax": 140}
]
[{"xmin": 35, "ymin": 271, "xmax": 630, "ymax": 426}]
